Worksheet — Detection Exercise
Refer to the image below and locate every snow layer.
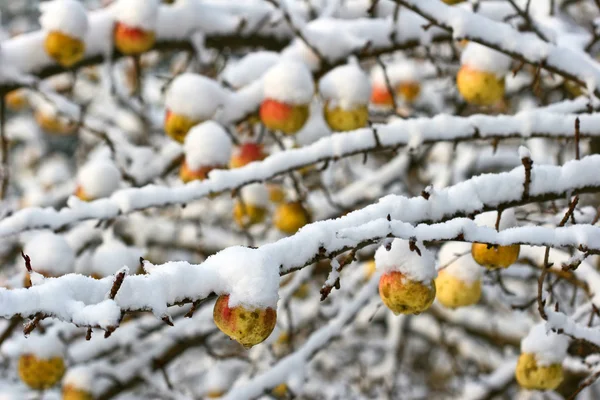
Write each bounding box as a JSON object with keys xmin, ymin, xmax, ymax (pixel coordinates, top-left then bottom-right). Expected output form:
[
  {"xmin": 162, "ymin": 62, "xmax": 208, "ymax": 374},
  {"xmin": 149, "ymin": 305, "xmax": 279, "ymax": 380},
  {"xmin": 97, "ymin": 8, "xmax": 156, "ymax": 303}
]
[
  {"xmin": 461, "ymin": 42, "xmax": 513, "ymax": 76},
  {"xmin": 374, "ymin": 239, "xmax": 436, "ymax": 282},
  {"xmin": 165, "ymin": 73, "xmax": 225, "ymax": 120},
  {"xmin": 184, "ymin": 121, "xmax": 233, "ymax": 170},
  {"xmin": 437, "ymin": 241, "xmax": 481, "ymax": 284},
  {"xmin": 240, "ymin": 183, "xmax": 269, "ymax": 208},
  {"xmin": 474, "ymin": 209, "xmax": 517, "ymax": 231},
  {"xmin": 77, "ymin": 159, "xmax": 121, "ymax": 199},
  {"xmin": 39, "ymin": 0, "xmax": 89, "ymax": 40},
  {"xmin": 6, "ymin": 332, "xmax": 65, "ymax": 359},
  {"xmin": 112, "ymin": 0, "xmax": 159, "ymax": 31},
  {"xmin": 222, "ymin": 51, "xmax": 280, "ymax": 89},
  {"xmin": 38, "ymin": 156, "xmax": 71, "ymax": 188},
  {"xmin": 521, "ymin": 323, "xmax": 569, "ymax": 366},
  {"xmin": 23, "ymin": 231, "xmax": 75, "ymax": 276},
  {"xmin": 370, "ymin": 61, "xmax": 426, "ymax": 86},
  {"xmin": 319, "ymin": 64, "xmax": 371, "ymax": 110},
  {"xmin": 263, "ymin": 61, "xmax": 315, "ymax": 105},
  {"xmin": 63, "ymin": 366, "xmax": 93, "ymax": 390},
  {"xmin": 91, "ymin": 238, "xmax": 144, "ymax": 277}
]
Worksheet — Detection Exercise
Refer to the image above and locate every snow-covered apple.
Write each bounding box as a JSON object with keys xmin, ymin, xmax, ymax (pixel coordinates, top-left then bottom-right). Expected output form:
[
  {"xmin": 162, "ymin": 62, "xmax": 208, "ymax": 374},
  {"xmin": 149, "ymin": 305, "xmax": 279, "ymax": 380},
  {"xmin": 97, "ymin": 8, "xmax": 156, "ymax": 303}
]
[
  {"xmin": 40, "ymin": 0, "xmax": 89, "ymax": 67},
  {"xmin": 62, "ymin": 367, "xmax": 94, "ymax": 400},
  {"xmin": 457, "ymin": 43, "xmax": 511, "ymax": 106},
  {"xmin": 376, "ymin": 239, "xmax": 437, "ymax": 315},
  {"xmin": 319, "ymin": 64, "xmax": 371, "ymax": 132},
  {"xmin": 179, "ymin": 121, "xmax": 232, "ymax": 183},
  {"xmin": 113, "ymin": 0, "xmax": 158, "ymax": 55},
  {"xmin": 233, "ymin": 183, "xmax": 269, "ymax": 228},
  {"xmin": 213, "ymin": 294, "xmax": 277, "ymax": 348},
  {"xmin": 22, "ymin": 231, "xmax": 75, "ymax": 288},
  {"xmin": 471, "ymin": 209, "xmax": 520, "ymax": 269},
  {"xmin": 164, "ymin": 73, "xmax": 225, "ymax": 143},
  {"xmin": 74, "ymin": 159, "xmax": 121, "ymax": 201},
  {"xmin": 259, "ymin": 61, "xmax": 314, "ymax": 135},
  {"xmin": 435, "ymin": 242, "xmax": 482, "ymax": 309},
  {"xmin": 515, "ymin": 324, "xmax": 567, "ymax": 390}
]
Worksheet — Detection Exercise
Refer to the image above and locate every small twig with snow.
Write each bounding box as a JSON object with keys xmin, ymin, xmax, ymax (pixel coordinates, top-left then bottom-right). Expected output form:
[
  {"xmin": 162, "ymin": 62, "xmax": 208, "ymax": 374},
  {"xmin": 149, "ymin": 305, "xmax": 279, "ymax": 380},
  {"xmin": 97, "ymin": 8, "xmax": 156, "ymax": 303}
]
[{"xmin": 320, "ymin": 249, "xmax": 357, "ymax": 301}]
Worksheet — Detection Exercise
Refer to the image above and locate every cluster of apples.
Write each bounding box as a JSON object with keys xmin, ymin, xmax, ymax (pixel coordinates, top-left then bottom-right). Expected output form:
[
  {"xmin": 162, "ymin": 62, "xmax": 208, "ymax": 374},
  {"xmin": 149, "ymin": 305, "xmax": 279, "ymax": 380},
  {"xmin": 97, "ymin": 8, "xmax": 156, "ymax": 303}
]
[{"xmin": 374, "ymin": 210, "xmax": 521, "ymax": 317}]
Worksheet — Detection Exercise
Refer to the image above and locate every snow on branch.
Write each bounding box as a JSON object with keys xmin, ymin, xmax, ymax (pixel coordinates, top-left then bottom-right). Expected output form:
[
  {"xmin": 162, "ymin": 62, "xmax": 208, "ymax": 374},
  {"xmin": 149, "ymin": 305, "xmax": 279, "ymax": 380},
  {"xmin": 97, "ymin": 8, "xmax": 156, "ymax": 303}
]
[
  {"xmin": 396, "ymin": 0, "xmax": 600, "ymax": 96},
  {"xmin": 0, "ymin": 0, "xmax": 450, "ymax": 89},
  {"xmin": 5, "ymin": 153, "xmax": 600, "ymax": 328},
  {"xmin": 1, "ymin": 110, "xmax": 599, "ymax": 238}
]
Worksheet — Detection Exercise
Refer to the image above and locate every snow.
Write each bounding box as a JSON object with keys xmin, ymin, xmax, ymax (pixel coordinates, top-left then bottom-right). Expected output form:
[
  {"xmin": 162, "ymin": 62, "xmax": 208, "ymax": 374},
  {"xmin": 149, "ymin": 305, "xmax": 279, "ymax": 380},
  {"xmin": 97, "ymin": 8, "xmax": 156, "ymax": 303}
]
[
  {"xmin": 319, "ymin": 64, "xmax": 371, "ymax": 110},
  {"xmin": 39, "ymin": 0, "xmax": 89, "ymax": 40},
  {"xmin": 37, "ymin": 155, "xmax": 71, "ymax": 188},
  {"xmin": 518, "ymin": 145, "xmax": 531, "ymax": 160},
  {"xmin": 263, "ymin": 60, "xmax": 315, "ymax": 105},
  {"xmin": 91, "ymin": 236, "xmax": 144, "ymax": 278},
  {"xmin": 63, "ymin": 365, "xmax": 93, "ymax": 390},
  {"xmin": 165, "ymin": 73, "xmax": 226, "ymax": 121},
  {"xmin": 521, "ymin": 323, "xmax": 569, "ymax": 366},
  {"xmin": 183, "ymin": 121, "xmax": 233, "ymax": 170},
  {"xmin": 437, "ymin": 241, "xmax": 481, "ymax": 283},
  {"xmin": 5, "ymin": 332, "xmax": 65, "ymax": 359},
  {"xmin": 374, "ymin": 239, "xmax": 437, "ymax": 283},
  {"xmin": 461, "ymin": 42, "xmax": 513, "ymax": 76},
  {"xmin": 77, "ymin": 159, "xmax": 121, "ymax": 199},
  {"xmin": 474, "ymin": 209, "xmax": 517, "ymax": 231},
  {"xmin": 23, "ymin": 231, "xmax": 75, "ymax": 276},
  {"xmin": 112, "ymin": 0, "xmax": 159, "ymax": 31},
  {"xmin": 239, "ymin": 183, "xmax": 269, "ymax": 208},
  {"xmin": 370, "ymin": 60, "xmax": 429, "ymax": 86},
  {"xmin": 221, "ymin": 51, "xmax": 280, "ymax": 89}
]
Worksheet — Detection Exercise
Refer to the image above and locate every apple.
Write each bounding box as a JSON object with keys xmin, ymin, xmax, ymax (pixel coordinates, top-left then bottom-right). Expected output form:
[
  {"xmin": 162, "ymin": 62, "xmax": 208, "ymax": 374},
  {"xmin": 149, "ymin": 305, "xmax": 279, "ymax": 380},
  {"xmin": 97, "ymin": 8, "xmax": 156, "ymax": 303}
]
[
  {"xmin": 370, "ymin": 85, "xmax": 394, "ymax": 106},
  {"xmin": 259, "ymin": 99, "xmax": 309, "ymax": 135},
  {"xmin": 364, "ymin": 260, "xmax": 376, "ymax": 280},
  {"xmin": 471, "ymin": 243, "xmax": 520, "ymax": 270},
  {"xmin": 18, "ymin": 354, "xmax": 65, "ymax": 390},
  {"xmin": 63, "ymin": 385, "xmax": 93, "ymax": 400},
  {"xmin": 35, "ymin": 109, "xmax": 77, "ymax": 135},
  {"xmin": 443, "ymin": 0, "xmax": 465, "ymax": 4},
  {"xmin": 44, "ymin": 31, "xmax": 86, "ymax": 67},
  {"xmin": 457, "ymin": 65, "xmax": 505, "ymax": 106},
  {"xmin": 379, "ymin": 271, "xmax": 436, "ymax": 315},
  {"xmin": 397, "ymin": 81, "xmax": 421, "ymax": 103},
  {"xmin": 230, "ymin": 143, "xmax": 267, "ymax": 169},
  {"xmin": 272, "ymin": 383, "xmax": 288, "ymax": 398},
  {"xmin": 5, "ymin": 89, "xmax": 29, "ymax": 111},
  {"xmin": 164, "ymin": 109, "xmax": 199, "ymax": 143},
  {"xmin": 114, "ymin": 22, "xmax": 155, "ymax": 55},
  {"xmin": 273, "ymin": 201, "xmax": 310, "ymax": 235},
  {"xmin": 267, "ymin": 184, "xmax": 286, "ymax": 204},
  {"xmin": 323, "ymin": 103, "xmax": 369, "ymax": 132},
  {"xmin": 180, "ymin": 161, "xmax": 221, "ymax": 184},
  {"xmin": 515, "ymin": 353, "xmax": 563, "ymax": 390},
  {"xmin": 233, "ymin": 202, "xmax": 267, "ymax": 228},
  {"xmin": 213, "ymin": 294, "xmax": 277, "ymax": 348},
  {"xmin": 435, "ymin": 269, "xmax": 481, "ymax": 308}
]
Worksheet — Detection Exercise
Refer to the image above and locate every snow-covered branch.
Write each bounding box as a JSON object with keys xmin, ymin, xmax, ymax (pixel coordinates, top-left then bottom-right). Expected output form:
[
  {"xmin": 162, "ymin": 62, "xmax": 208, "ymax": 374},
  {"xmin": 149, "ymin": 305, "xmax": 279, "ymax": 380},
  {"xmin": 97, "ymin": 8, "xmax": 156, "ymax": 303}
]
[{"xmin": 2, "ymin": 110, "xmax": 599, "ymax": 238}]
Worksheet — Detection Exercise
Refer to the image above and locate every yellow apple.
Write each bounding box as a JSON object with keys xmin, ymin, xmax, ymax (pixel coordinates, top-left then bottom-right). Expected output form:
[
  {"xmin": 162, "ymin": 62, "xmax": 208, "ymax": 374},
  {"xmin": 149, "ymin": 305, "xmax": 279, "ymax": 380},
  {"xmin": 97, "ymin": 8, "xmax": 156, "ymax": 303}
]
[
  {"xmin": 515, "ymin": 353, "xmax": 563, "ymax": 390},
  {"xmin": 44, "ymin": 31, "xmax": 86, "ymax": 67},
  {"xmin": 18, "ymin": 354, "xmax": 65, "ymax": 390},
  {"xmin": 63, "ymin": 385, "xmax": 94, "ymax": 400},
  {"xmin": 213, "ymin": 294, "xmax": 277, "ymax": 348},
  {"xmin": 233, "ymin": 202, "xmax": 267, "ymax": 228},
  {"xmin": 273, "ymin": 201, "xmax": 310, "ymax": 234},
  {"xmin": 114, "ymin": 22, "xmax": 155, "ymax": 55},
  {"xmin": 471, "ymin": 243, "xmax": 520, "ymax": 270},
  {"xmin": 457, "ymin": 65, "xmax": 505, "ymax": 106},
  {"xmin": 164, "ymin": 109, "xmax": 199, "ymax": 143},
  {"xmin": 435, "ymin": 269, "xmax": 481, "ymax": 308},
  {"xmin": 323, "ymin": 103, "xmax": 369, "ymax": 132},
  {"xmin": 259, "ymin": 99, "xmax": 309, "ymax": 135},
  {"xmin": 379, "ymin": 271, "xmax": 436, "ymax": 315}
]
